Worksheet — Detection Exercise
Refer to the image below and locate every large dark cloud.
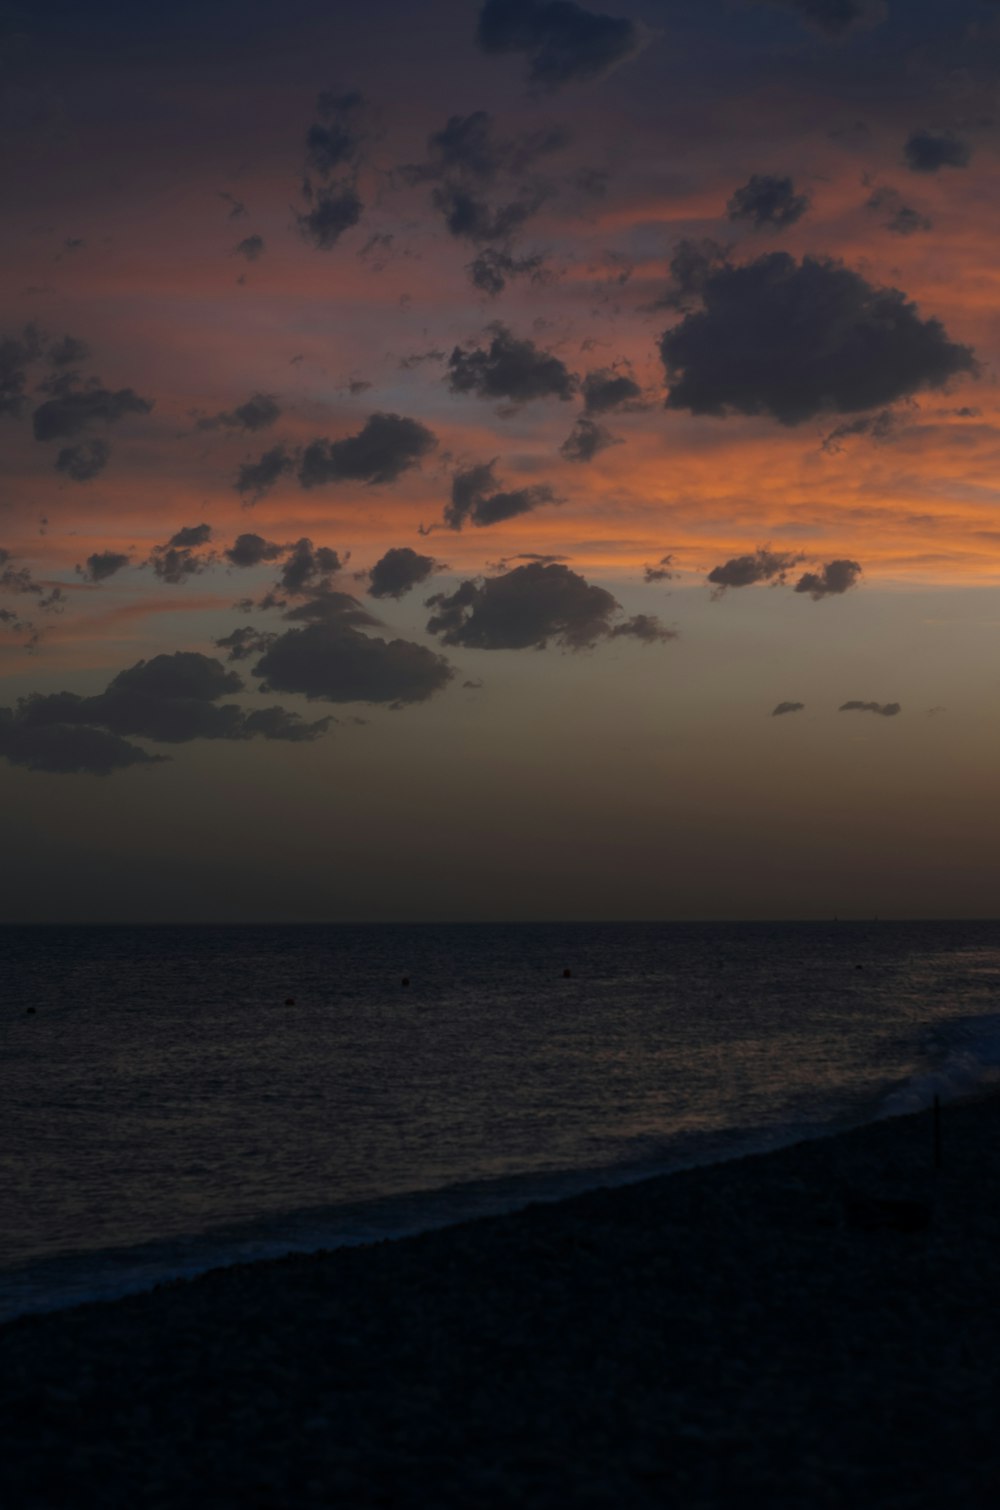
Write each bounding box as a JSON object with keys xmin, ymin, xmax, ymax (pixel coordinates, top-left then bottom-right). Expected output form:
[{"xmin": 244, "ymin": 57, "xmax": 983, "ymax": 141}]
[
  {"xmin": 426, "ymin": 561, "xmax": 673, "ymax": 650},
  {"xmin": 254, "ymin": 620, "xmax": 454, "ymax": 706},
  {"xmin": 660, "ymin": 253, "xmax": 976, "ymax": 426},
  {"xmin": 707, "ymin": 548, "xmax": 802, "ymax": 594},
  {"xmin": 55, "ymin": 438, "xmax": 111, "ymax": 481},
  {"xmin": 78, "ymin": 550, "xmax": 130, "ymax": 583},
  {"xmin": 197, "ymin": 393, "xmax": 281, "ymax": 432},
  {"xmin": 224, "ymin": 533, "xmax": 286, "ymax": 568},
  {"xmin": 475, "ymin": 0, "xmax": 647, "ymax": 89},
  {"xmin": 559, "ymin": 416, "xmax": 618, "ymax": 462},
  {"xmin": 726, "ymin": 174, "xmax": 810, "ymax": 230},
  {"xmin": 793, "ymin": 559, "xmax": 861, "ymax": 599},
  {"xmin": 903, "ymin": 130, "xmax": 972, "ymax": 174},
  {"xmin": 368, "ymin": 547, "xmax": 440, "ymax": 599},
  {"xmin": 445, "ymin": 459, "xmax": 558, "ymax": 528},
  {"xmin": 447, "ymin": 323, "xmax": 577, "ymax": 405},
  {"xmin": 297, "ymin": 413, "xmax": 437, "ymax": 487},
  {"xmin": 235, "ymin": 445, "xmax": 295, "ymax": 502},
  {"xmin": 32, "ymin": 377, "xmax": 153, "ymax": 441},
  {"xmin": 6, "ymin": 652, "xmax": 332, "ymax": 763},
  {"xmin": 839, "ymin": 700, "xmax": 900, "ymax": 716}
]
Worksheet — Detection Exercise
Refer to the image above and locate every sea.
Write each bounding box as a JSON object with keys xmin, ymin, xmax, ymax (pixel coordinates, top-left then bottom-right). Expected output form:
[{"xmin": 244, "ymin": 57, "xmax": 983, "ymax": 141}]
[{"xmin": 2, "ymin": 920, "xmax": 1000, "ymax": 1324}]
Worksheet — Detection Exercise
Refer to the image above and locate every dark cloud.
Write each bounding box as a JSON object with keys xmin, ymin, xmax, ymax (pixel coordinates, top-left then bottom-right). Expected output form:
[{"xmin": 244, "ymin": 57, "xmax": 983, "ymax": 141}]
[
  {"xmin": 446, "ymin": 459, "xmax": 558, "ymax": 528},
  {"xmin": 282, "ymin": 591, "xmax": 378, "ymax": 628},
  {"xmin": 426, "ymin": 561, "xmax": 672, "ymax": 650},
  {"xmin": 297, "ymin": 413, "xmax": 437, "ymax": 488},
  {"xmin": 368, "ymin": 547, "xmax": 440, "ymax": 599},
  {"xmin": 581, "ymin": 367, "xmax": 642, "ymax": 414},
  {"xmin": 55, "ymin": 438, "xmax": 111, "ymax": 481},
  {"xmin": 214, "ymin": 626, "xmax": 277, "ymax": 662},
  {"xmin": 197, "ymin": 393, "xmax": 281, "ymax": 433},
  {"xmin": 447, "ymin": 323, "xmax": 577, "ymax": 405},
  {"xmin": 611, "ymin": 613, "xmax": 676, "ymax": 643},
  {"xmin": 707, "ymin": 548, "xmax": 802, "ymax": 594},
  {"xmin": 772, "ymin": 701, "xmax": 805, "ymax": 716},
  {"xmin": 219, "ymin": 192, "xmax": 247, "ymax": 220},
  {"xmin": 404, "ymin": 111, "xmax": 567, "ymax": 186},
  {"xmin": 235, "ymin": 444, "xmax": 295, "ymax": 502},
  {"xmin": 234, "ymin": 235, "xmax": 265, "ymax": 262},
  {"xmin": 224, "ymin": 533, "xmax": 286, "ymax": 568},
  {"xmin": 279, "ymin": 539, "xmax": 343, "ymax": 596},
  {"xmin": 821, "ymin": 409, "xmax": 898, "ymax": 451},
  {"xmin": 762, "ymin": 0, "xmax": 875, "ymax": 34},
  {"xmin": 903, "ymin": 130, "xmax": 971, "ymax": 174},
  {"xmin": 47, "ymin": 335, "xmax": 90, "ymax": 367},
  {"xmin": 864, "ymin": 186, "xmax": 931, "ymax": 236},
  {"xmin": 660, "ymin": 238, "xmax": 730, "ymax": 310},
  {"xmin": 78, "ymin": 550, "xmax": 130, "ymax": 583},
  {"xmin": 468, "ymin": 248, "xmax": 547, "ymax": 296},
  {"xmin": 475, "ymin": 0, "xmax": 647, "ymax": 89},
  {"xmin": 32, "ymin": 378, "xmax": 153, "ymax": 442},
  {"xmin": 643, "ymin": 555, "xmax": 676, "ymax": 584},
  {"xmin": 0, "ymin": 552, "xmax": 65, "ymax": 612},
  {"xmin": 727, "ymin": 174, "xmax": 810, "ymax": 230},
  {"xmin": 431, "ymin": 183, "xmax": 544, "ymax": 244},
  {"xmin": 559, "ymin": 416, "xmax": 618, "ymax": 462},
  {"xmin": 0, "ymin": 715, "xmax": 163, "ymax": 776},
  {"xmin": 399, "ymin": 348, "xmax": 447, "ymax": 371},
  {"xmin": 793, "ymin": 559, "xmax": 862, "ymax": 598},
  {"xmin": 839, "ymin": 700, "xmax": 900, "ymax": 716},
  {"xmin": 0, "ymin": 325, "xmax": 43, "ymax": 418},
  {"xmin": 307, "ymin": 90, "xmax": 367, "ymax": 177},
  {"xmin": 254, "ymin": 618, "xmax": 454, "ymax": 706},
  {"xmin": 660, "ymin": 253, "xmax": 976, "ymax": 426},
  {"xmin": 149, "ymin": 525, "xmax": 213, "ymax": 584},
  {"xmin": 296, "ymin": 189, "xmax": 364, "ymax": 251},
  {"xmin": 9, "ymin": 652, "xmax": 332, "ymax": 756}
]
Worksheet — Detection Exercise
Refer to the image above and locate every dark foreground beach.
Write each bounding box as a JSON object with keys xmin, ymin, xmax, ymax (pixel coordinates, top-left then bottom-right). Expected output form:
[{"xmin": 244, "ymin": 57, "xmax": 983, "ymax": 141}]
[{"xmin": 2, "ymin": 1097, "xmax": 999, "ymax": 1509}]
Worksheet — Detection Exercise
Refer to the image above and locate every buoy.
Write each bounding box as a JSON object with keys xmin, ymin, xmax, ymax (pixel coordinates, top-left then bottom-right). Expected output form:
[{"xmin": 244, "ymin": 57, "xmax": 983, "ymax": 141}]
[
  {"xmin": 562, "ymin": 968, "xmax": 572, "ymax": 979},
  {"xmin": 284, "ymin": 997, "xmax": 295, "ymax": 1006}
]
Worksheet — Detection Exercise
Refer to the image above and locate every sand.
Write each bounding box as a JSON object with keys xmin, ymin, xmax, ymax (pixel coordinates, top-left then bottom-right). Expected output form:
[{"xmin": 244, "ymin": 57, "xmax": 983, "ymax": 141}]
[{"xmin": 2, "ymin": 1096, "xmax": 999, "ymax": 1508}]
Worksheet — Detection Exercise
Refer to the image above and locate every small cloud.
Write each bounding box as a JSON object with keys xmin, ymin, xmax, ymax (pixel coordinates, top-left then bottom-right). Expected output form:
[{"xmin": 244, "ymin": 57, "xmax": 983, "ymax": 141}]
[
  {"xmin": 903, "ymin": 130, "xmax": 971, "ymax": 174},
  {"xmin": 643, "ymin": 554, "xmax": 676, "ymax": 584},
  {"xmin": 197, "ymin": 393, "xmax": 281, "ymax": 432},
  {"xmin": 727, "ymin": 174, "xmax": 810, "ymax": 230},
  {"xmin": 475, "ymin": 0, "xmax": 648, "ymax": 90},
  {"xmin": 771, "ymin": 701, "xmax": 804, "ymax": 716},
  {"xmin": 234, "ymin": 235, "xmax": 265, "ymax": 262},
  {"xmin": 793, "ymin": 559, "xmax": 861, "ymax": 599},
  {"xmin": 77, "ymin": 550, "xmax": 130, "ymax": 583},
  {"xmin": 839, "ymin": 700, "xmax": 901, "ymax": 716},
  {"xmin": 707, "ymin": 547, "xmax": 802, "ymax": 595},
  {"xmin": 559, "ymin": 416, "xmax": 618, "ymax": 462}
]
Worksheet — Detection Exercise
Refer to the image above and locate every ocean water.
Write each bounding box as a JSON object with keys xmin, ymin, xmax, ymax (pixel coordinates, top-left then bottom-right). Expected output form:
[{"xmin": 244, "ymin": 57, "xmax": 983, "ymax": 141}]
[{"xmin": 2, "ymin": 920, "xmax": 1000, "ymax": 1322}]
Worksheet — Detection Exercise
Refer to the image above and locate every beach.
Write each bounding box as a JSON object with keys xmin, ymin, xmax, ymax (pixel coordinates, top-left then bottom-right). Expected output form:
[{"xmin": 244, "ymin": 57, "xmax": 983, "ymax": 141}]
[{"xmin": 2, "ymin": 1095, "xmax": 999, "ymax": 1508}]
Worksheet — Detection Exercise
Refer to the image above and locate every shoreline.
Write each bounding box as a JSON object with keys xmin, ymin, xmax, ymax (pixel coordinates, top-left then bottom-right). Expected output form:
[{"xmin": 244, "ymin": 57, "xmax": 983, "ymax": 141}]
[{"xmin": 3, "ymin": 1094, "xmax": 1000, "ymax": 1505}]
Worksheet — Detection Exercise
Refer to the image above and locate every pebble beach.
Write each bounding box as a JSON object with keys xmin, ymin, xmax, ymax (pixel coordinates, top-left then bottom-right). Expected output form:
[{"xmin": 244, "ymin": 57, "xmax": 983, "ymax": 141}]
[{"xmin": 2, "ymin": 1094, "xmax": 999, "ymax": 1508}]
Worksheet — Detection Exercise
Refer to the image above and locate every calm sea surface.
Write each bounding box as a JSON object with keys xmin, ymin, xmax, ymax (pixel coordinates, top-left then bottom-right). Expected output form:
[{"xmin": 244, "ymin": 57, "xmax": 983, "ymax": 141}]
[{"xmin": 2, "ymin": 920, "xmax": 999, "ymax": 1321}]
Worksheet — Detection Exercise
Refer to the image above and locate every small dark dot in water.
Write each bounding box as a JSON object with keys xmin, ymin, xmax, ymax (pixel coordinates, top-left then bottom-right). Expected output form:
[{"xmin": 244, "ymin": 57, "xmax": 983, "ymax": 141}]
[
  {"xmin": 563, "ymin": 968, "xmax": 572, "ymax": 979},
  {"xmin": 284, "ymin": 997, "xmax": 295, "ymax": 1005},
  {"xmin": 855, "ymin": 964, "xmax": 864, "ymax": 970},
  {"xmin": 401, "ymin": 977, "xmax": 410, "ymax": 987},
  {"xmin": 26, "ymin": 1007, "xmax": 36, "ymax": 1016}
]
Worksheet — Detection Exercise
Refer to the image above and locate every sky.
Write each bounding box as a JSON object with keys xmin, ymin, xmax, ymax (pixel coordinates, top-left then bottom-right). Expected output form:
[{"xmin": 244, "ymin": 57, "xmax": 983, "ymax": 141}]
[{"xmin": 3, "ymin": 0, "xmax": 1000, "ymax": 923}]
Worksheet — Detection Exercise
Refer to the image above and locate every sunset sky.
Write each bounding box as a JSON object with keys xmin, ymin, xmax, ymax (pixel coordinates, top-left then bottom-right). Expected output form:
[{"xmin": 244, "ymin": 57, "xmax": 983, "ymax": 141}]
[{"xmin": 3, "ymin": 0, "xmax": 1000, "ymax": 922}]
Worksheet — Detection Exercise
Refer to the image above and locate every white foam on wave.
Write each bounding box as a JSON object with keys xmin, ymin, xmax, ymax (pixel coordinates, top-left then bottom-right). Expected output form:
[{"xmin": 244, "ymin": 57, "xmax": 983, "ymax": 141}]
[{"xmin": 879, "ymin": 1011, "xmax": 1000, "ymax": 1116}]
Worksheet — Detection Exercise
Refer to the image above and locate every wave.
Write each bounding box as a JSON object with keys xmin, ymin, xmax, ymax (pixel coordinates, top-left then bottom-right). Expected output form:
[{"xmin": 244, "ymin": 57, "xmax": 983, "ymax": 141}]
[{"xmin": 878, "ymin": 1010, "xmax": 1000, "ymax": 1116}]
